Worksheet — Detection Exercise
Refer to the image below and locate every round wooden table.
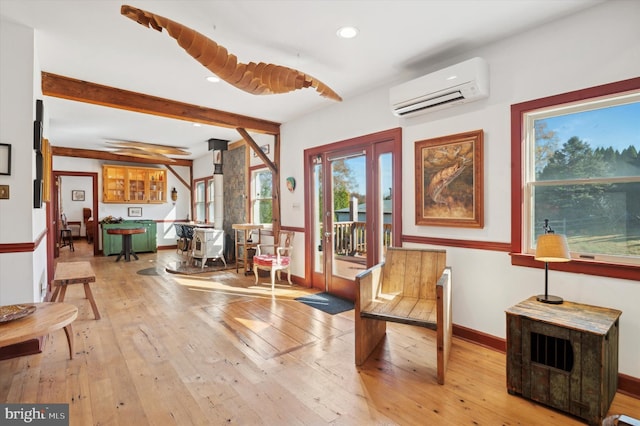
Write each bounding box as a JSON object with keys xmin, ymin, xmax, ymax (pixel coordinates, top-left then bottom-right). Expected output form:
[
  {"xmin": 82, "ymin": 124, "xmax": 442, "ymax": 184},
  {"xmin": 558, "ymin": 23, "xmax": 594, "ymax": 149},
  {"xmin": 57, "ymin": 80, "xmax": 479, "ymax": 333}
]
[
  {"xmin": 0, "ymin": 302, "xmax": 78, "ymax": 359},
  {"xmin": 106, "ymin": 227, "xmax": 146, "ymax": 262}
]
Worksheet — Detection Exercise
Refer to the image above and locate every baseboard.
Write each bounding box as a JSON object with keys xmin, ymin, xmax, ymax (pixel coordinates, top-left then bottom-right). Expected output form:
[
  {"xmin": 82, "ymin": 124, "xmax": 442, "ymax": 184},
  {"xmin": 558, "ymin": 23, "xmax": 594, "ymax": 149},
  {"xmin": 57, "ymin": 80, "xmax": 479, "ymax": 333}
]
[
  {"xmin": 453, "ymin": 324, "xmax": 640, "ymax": 399},
  {"xmin": 453, "ymin": 324, "xmax": 506, "ymax": 352},
  {"xmin": 618, "ymin": 373, "xmax": 640, "ymax": 399}
]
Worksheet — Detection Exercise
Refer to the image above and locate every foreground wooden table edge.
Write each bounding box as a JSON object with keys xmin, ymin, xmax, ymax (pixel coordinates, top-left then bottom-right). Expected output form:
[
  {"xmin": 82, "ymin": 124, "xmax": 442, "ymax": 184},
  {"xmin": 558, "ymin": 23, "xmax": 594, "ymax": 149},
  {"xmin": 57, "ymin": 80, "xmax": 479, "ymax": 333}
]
[{"xmin": 0, "ymin": 302, "xmax": 78, "ymax": 359}]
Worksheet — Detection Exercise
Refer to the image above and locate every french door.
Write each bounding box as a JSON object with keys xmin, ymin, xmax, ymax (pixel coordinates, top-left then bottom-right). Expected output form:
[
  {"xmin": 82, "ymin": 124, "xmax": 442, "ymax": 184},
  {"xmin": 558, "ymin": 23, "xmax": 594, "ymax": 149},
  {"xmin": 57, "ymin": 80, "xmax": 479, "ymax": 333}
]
[{"xmin": 305, "ymin": 129, "xmax": 402, "ymax": 300}]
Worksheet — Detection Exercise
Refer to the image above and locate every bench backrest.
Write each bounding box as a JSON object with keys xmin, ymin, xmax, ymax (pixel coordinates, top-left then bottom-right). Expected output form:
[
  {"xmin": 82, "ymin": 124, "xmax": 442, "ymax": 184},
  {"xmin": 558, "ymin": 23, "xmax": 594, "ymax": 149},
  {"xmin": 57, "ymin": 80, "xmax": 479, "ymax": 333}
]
[{"xmin": 381, "ymin": 247, "xmax": 446, "ymax": 299}]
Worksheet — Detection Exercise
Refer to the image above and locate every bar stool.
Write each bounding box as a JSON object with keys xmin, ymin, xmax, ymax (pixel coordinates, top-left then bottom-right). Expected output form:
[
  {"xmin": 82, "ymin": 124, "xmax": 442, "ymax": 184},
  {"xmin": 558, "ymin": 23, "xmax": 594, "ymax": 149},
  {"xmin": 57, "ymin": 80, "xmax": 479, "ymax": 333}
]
[{"xmin": 60, "ymin": 214, "xmax": 74, "ymax": 251}]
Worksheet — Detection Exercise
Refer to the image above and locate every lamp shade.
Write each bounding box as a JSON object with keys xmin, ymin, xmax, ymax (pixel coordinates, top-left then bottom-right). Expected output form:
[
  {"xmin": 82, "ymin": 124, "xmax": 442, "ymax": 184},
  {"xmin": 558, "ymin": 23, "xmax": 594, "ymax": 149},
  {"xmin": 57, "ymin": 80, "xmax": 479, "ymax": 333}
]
[{"xmin": 535, "ymin": 234, "xmax": 570, "ymax": 262}]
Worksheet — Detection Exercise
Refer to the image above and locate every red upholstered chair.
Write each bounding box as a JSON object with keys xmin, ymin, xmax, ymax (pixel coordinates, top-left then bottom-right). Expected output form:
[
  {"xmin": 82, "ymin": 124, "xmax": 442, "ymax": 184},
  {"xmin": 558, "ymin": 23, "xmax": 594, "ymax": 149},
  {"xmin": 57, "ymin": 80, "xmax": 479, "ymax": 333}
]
[{"xmin": 253, "ymin": 231, "xmax": 294, "ymax": 291}]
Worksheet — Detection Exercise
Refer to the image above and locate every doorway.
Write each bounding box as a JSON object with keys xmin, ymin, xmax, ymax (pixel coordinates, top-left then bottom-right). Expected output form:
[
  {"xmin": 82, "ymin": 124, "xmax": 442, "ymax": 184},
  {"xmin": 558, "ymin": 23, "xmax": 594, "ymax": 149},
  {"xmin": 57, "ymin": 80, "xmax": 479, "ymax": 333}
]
[
  {"xmin": 304, "ymin": 128, "xmax": 402, "ymax": 300},
  {"xmin": 52, "ymin": 171, "xmax": 99, "ymax": 258}
]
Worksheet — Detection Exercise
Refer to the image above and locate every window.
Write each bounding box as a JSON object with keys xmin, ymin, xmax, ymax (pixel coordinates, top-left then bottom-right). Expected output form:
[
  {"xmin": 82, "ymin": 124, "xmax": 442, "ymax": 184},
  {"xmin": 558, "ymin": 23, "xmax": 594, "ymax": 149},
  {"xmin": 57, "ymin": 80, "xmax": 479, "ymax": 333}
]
[
  {"xmin": 251, "ymin": 167, "xmax": 272, "ymax": 225},
  {"xmin": 194, "ymin": 180, "xmax": 205, "ymax": 222},
  {"xmin": 193, "ymin": 177, "xmax": 215, "ymax": 223},
  {"xmin": 207, "ymin": 179, "xmax": 215, "ymax": 223},
  {"xmin": 511, "ymin": 78, "xmax": 640, "ymax": 280}
]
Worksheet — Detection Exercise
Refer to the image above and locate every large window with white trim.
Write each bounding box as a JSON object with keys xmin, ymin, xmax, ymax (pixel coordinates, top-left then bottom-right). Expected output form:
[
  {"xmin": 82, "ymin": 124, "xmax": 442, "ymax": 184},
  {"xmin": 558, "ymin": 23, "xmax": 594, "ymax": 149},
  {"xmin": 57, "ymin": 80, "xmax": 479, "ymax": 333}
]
[
  {"xmin": 512, "ymin": 78, "xmax": 640, "ymax": 278},
  {"xmin": 193, "ymin": 177, "xmax": 214, "ymax": 223},
  {"xmin": 251, "ymin": 168, "xmax": 272, "ymax": 225}
]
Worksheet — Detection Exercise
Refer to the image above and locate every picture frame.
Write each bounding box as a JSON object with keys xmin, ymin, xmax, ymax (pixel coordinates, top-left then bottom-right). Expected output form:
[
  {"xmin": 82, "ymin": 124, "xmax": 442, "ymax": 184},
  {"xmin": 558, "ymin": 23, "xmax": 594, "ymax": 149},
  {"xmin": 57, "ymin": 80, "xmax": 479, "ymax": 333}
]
[
  {"xmin": 33, "ymin": 179, "xmax": 43, "ymax": 209},
  {"xmin": 0, "ymin": 143, "xmax": 10, "ymax": 175},
  {"xmin": 42, "ymin": 138, "xmax": 52, "ymax": 202},
  {"xmin": 128, "ymin": 207, "xmax": 142, "ymax": 217},
  {"xmin": 33, "ymin": 120, "xmax": 42, "ymax": 151},
  {"xmin": 414, "ymin": 129, "xmax": 484, "ymax": 228},
  {"xmin": 71, "ymin": 190, "xmax": 85, "ymax": 201},
  {"xmin": 253, "ymin": 144, "xmax": 270, "ymax": 157}
]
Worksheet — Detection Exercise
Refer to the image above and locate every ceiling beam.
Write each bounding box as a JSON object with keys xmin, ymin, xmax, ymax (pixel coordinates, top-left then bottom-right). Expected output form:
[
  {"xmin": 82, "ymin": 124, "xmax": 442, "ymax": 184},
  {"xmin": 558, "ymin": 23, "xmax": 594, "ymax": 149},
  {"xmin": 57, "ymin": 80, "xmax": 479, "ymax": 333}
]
[
  {"xmin": 42, "ymin": 72, "xmax": 281, "ymax": 135},
  {"xmin": 51, "ymin": 146, "xmax": 192, "ymax": 167},
  {"xmin": 236, "ymin": 128, "xmax": 278, "ymax": 174}
]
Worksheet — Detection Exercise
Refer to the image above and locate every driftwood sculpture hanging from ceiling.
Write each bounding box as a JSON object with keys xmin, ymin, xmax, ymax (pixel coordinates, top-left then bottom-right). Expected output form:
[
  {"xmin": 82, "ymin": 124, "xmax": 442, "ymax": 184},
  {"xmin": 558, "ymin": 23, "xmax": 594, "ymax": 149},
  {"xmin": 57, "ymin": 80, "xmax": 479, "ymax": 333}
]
[
  {"xmin": 106, "ymin": 140, "xmax": 191, "ymax": 162},
  {"xmin": 121, "ymin": 5, "xmax": 342, "ymax": 102}
]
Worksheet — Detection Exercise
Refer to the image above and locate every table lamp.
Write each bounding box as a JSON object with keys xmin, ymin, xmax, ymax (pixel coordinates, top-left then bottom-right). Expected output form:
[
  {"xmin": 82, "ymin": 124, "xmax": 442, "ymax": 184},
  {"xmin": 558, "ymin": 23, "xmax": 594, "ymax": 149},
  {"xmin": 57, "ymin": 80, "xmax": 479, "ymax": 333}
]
[{"xmin": 534, "ymin": 219, "xmax": 570, "ymax": 304}]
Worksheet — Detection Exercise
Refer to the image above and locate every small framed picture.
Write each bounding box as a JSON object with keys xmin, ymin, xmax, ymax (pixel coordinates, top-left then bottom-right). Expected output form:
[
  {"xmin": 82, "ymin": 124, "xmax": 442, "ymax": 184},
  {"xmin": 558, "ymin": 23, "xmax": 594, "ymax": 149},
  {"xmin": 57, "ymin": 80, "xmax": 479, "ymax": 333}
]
[
  {"xmin": 0, "ymin": 143, "xmax": 11, "ymax": 175},
  {"xmin": 253, "ymin": 144, "xmax": 270, "ymax": 157},
  {"xmin": 128, "ymin": 207, "xmax": 142, "ymax": 217},
  {"xmin": 71, "ymin": 190, "xmax": 85, "ymax": 201}
]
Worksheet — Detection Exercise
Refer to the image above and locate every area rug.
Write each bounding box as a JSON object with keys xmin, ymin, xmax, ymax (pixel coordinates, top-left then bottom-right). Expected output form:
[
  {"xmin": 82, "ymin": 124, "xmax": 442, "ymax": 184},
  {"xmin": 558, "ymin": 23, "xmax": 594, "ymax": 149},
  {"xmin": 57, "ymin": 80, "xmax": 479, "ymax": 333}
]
[
  {"xmin": 295, "ymin": 292, "xmax": 354, "ymax": 315},
  {"xmin": 137, "ymin": 267, "xmax": 161, "ymax": 276},
  {"xmin": 164, "ymin": 260, "xmax": 234, "ymax": 275}
]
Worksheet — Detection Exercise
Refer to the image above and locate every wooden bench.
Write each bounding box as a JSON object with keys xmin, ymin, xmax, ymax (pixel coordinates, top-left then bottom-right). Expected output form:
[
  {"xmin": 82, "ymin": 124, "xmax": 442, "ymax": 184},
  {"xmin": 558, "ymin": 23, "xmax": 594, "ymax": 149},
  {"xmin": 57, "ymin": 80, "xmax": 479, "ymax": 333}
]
[
  {"xmin": 51, "ymin": 261, "xmax": 101, "ymax": 320},
  {"xmin": 355, "ymin": 247, "xmax": 452, "ymax": 384}
]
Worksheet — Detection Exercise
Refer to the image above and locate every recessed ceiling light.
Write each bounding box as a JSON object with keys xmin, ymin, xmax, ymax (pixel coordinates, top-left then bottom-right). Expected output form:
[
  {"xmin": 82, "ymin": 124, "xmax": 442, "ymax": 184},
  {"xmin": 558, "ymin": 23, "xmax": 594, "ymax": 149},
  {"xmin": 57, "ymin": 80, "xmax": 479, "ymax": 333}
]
[
  {"xmin": 193, "ymin": 123, "xmax": 202, "ymax": 127},
  {"xmin": 206, "ymin": 75, "xmax": 220, "ymax": 83},
  {"xmin": 336, "ymin": 26, "xmax": 358, "ymax": 39}
]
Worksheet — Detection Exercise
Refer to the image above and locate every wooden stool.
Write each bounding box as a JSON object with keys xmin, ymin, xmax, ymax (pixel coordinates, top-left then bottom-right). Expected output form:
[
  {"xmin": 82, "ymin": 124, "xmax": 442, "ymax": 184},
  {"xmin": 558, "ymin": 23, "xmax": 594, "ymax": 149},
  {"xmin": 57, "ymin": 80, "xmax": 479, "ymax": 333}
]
[{"xmin": 52, "ymin": 261, "xmax": 100, "ymax": 320}]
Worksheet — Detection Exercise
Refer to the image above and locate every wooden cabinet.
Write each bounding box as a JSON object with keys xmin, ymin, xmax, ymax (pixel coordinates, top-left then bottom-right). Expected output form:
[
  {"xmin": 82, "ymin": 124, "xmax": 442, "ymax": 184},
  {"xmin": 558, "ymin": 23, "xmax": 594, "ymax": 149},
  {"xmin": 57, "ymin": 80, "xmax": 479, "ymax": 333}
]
[
  {"xmin": 103, "ymin": 165, "xmax": 166, "ymax": 203},
  {"xmin": 101, "ymin": 221, "xmax": 157, "ymax": 256},
  {"xmin": 506, "ymin": 297, "xmax": 621, "ymax": 425}
]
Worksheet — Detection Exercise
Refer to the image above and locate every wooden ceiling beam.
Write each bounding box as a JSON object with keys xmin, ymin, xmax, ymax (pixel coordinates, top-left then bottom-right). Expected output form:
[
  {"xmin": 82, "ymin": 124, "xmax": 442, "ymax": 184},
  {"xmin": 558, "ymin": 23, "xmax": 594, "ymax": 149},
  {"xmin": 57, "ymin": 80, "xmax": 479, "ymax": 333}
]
[{"xmin": 42, "ymin": 72, "xmax": 281, "ymax": 135}]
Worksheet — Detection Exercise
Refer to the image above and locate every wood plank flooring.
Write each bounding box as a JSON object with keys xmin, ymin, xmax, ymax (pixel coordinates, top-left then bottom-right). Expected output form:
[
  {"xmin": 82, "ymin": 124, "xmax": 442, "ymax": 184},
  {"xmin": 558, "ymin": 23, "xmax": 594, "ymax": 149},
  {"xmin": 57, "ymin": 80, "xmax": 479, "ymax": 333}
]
[{"xmin": 1, "ymin": 241, "xmax": 638, "ymax": 425}]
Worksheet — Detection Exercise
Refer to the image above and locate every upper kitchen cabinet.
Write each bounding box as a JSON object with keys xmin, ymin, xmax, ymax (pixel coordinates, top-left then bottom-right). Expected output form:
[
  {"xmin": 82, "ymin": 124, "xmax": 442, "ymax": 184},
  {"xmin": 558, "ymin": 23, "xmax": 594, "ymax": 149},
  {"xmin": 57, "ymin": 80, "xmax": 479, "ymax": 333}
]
[{"xmin": 103, "ymin": 165, "xmax": 166, "ymax": 203}]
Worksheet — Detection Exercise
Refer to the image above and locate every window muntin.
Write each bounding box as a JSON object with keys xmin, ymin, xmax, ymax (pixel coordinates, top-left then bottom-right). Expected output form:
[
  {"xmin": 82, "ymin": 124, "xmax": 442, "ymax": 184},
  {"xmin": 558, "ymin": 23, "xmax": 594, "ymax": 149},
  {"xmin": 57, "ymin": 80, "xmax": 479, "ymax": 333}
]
[
  {"xmin": 251, "ymin": 168, "xmax": 272, "ymax": 225},
  {"xmin": 523, "ymin": 92, "xmax": 640, "ymax": 266}
]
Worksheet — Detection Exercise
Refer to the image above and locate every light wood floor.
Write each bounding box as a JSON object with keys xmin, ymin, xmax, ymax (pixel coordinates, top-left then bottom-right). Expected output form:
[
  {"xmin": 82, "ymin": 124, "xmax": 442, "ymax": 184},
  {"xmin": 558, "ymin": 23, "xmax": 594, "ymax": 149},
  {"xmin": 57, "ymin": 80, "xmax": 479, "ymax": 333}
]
[{"xmin": 1, "ymin": 241, "xmax": 638, "ymax": 425}]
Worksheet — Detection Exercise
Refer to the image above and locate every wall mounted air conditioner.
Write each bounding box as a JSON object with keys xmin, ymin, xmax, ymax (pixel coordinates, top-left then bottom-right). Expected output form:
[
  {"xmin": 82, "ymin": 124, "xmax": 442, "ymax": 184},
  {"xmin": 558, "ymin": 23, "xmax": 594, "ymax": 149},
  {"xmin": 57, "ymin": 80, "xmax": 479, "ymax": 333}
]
[{"xmin": 390, "ymin": 57, "xmax": 489, "ymax": 117}]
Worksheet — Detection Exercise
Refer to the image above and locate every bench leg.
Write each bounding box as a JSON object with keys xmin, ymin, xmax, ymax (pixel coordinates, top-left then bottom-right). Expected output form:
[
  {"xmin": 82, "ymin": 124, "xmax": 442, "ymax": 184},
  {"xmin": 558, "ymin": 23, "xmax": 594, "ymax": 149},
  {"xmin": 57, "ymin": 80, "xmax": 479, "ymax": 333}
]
[
  {"xmin": 63, "ymin": 323, "xmax": 74, "ymax": 360},
  {"xmin": 57, "ymin": 285, "xmax": 68, "ymax": 303},
  {"xmin": 355, "ymin": 316, "xmax": 387, "ymax": 365},
  {"xmin": 51, "ymin": 284, "xmax": 61, "ymax": 302},
  {"xmin": 83, "ymin": 283, "xmax": 101, "ymax": 320}
]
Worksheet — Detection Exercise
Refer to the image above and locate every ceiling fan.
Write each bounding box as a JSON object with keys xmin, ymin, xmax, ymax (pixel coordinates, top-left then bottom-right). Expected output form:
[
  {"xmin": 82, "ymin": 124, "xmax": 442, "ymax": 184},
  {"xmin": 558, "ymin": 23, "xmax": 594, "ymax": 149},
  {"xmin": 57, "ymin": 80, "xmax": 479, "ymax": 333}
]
[
  {"xmin": 121, "ymin": 5, "xmax": 342, "ymax": 102},
  {"xmin": 106, "ymin": 140, "xmax": 191, "ymax": 162}
]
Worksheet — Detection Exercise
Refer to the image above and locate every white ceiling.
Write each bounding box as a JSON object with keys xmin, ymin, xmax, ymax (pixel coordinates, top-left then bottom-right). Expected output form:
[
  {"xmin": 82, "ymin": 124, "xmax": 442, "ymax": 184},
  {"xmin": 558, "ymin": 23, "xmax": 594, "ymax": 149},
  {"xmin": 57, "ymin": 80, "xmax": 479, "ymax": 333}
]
[{"xmin": 1, "ymin": 0, "xmax": 604, "ymax": 159}]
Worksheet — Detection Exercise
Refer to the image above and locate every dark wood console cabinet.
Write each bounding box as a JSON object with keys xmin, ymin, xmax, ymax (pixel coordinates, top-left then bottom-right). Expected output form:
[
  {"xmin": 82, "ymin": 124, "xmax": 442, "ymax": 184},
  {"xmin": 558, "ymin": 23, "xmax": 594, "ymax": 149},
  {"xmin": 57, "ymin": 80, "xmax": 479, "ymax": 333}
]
[{"xmin": 506, "ymin": 297, "xmax": 621, "ymax": 426}]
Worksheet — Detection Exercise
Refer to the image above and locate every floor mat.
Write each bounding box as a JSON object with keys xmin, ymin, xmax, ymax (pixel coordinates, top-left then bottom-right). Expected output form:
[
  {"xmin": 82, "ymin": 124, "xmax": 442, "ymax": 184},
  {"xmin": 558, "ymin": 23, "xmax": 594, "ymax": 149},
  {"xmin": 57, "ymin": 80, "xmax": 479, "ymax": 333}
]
[
  {"xmin": 295, "ymin": 292, "xmax": 354, "ymax": 315},
  {"xmin": 165, "ymin": 260, "xmax": 233, "ymax": 275},
  {"xmin": 137, "ymin": 267, "xmax": 161, "ymax": 276}
]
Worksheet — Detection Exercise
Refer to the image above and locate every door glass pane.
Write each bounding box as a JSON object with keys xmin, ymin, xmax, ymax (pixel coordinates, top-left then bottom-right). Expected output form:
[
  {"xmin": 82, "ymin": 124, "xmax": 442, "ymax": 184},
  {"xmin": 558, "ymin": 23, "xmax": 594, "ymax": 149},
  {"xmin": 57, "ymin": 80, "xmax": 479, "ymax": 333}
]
[
  {"xmin": 313, "ymin": 162, "xmax": 323, "ymax": 274},
  {"xmin": 331, "ymin": 154, "xmax": 366, "ymax": 280},
  {"xmin": 379, "ymin": 152, "xmax": 393, "ymax": 262}
]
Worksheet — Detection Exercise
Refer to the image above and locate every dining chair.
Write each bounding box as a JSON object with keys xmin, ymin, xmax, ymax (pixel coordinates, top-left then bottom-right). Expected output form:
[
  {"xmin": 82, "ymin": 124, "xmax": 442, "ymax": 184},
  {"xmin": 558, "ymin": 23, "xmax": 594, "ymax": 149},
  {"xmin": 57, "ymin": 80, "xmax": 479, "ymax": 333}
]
[
  {"xmin": 60, "ymin": 213, "xmax": 74, "ymax": 251},
  {"xmin": 253, "ymin": 230, "xmax": 294, "ymax": 291}
]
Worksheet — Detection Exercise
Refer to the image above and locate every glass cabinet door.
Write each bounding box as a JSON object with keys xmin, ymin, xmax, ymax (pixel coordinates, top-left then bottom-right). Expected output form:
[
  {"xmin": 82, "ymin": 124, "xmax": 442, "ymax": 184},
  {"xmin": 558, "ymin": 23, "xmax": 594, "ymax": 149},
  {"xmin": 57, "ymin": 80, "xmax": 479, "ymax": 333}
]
[
  {"xmin": 128, "ymin": 169, "xmax": 147, "ymax": 202},
  {"xmin": 148, "ymin": 169, "xmax": 166, "ymax": 202},
  {"xmin": 103, "ymin": 166, "xmax": 126, "ymax": 202}
]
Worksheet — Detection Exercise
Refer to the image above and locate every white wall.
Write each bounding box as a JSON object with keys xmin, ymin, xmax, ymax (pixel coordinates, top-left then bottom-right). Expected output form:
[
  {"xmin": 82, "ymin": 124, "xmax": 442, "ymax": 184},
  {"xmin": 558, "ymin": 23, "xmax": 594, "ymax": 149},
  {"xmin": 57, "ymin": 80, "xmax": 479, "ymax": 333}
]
[
  {"xmin": 280, "ymin": 0, "xmax": 640, "ymax": 377},
  {"xmin": 52, "ymin": 156, "xmax": 191, "ymax": 248},
  {"xmin": 0, "ymin": 18, "xmax": 48, "ymax": 304}
]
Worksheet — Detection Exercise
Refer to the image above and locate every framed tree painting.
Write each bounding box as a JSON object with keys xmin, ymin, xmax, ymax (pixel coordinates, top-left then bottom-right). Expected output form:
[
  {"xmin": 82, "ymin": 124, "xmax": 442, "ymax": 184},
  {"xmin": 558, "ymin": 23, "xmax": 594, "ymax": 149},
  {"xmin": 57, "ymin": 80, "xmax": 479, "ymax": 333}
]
[{"xmin": 415, "ymin": 129, "xmax": 484, "ymax": 228}]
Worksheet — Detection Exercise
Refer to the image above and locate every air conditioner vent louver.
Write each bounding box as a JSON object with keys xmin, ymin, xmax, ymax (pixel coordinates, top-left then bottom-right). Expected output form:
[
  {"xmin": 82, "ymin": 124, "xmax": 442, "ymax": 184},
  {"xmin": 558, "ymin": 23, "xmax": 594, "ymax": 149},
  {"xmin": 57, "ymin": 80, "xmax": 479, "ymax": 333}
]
[
  {"xmin": 390, "ymin": 57, "xmax": 489, "ymax": 117},
  {"xmin": 395, "ymin": 91, "xmax": 465, "ymax": 116}
]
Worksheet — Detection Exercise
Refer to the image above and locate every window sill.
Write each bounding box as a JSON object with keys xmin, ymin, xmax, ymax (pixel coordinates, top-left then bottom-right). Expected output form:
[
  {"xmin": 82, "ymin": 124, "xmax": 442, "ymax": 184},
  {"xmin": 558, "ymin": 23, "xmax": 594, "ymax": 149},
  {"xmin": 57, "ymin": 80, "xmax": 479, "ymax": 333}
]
[{"xmin": 510, "ymin": 253, "xmax": 639, "ymax": 281}]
